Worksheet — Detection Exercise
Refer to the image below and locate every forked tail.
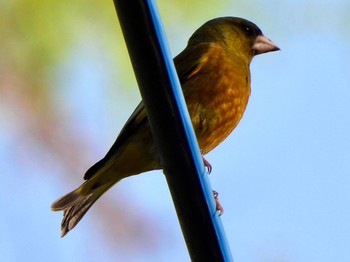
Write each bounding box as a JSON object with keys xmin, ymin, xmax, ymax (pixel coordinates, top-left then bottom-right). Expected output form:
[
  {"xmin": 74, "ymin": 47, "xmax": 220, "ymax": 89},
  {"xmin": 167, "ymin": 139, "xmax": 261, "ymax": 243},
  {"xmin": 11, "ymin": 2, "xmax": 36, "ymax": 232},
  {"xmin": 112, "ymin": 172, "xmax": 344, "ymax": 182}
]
[{"xmin": 51, "ymin": 181, "xmax": 114, "ymax": 237}]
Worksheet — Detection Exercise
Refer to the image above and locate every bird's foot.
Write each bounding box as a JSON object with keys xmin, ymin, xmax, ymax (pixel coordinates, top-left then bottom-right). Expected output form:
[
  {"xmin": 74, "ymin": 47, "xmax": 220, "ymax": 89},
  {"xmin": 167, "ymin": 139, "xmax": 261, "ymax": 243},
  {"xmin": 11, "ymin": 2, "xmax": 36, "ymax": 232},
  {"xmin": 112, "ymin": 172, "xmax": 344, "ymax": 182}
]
[
  {"xmin": 213, "ymin": 190, "xmax": 224, "ymax": 216},
  {"xmin": 202, "ymin": 155, "xmax": 212, "ymax": 174}
]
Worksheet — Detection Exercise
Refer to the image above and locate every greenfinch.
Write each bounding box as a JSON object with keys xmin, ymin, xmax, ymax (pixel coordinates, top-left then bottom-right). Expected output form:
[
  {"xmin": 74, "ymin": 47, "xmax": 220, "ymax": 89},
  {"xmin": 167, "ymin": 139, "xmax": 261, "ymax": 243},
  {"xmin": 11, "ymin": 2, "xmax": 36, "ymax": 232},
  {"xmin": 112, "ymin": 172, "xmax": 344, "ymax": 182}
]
[{"xmin": 51, "ymin": 17, "xmax": 279, "ymax": 236}]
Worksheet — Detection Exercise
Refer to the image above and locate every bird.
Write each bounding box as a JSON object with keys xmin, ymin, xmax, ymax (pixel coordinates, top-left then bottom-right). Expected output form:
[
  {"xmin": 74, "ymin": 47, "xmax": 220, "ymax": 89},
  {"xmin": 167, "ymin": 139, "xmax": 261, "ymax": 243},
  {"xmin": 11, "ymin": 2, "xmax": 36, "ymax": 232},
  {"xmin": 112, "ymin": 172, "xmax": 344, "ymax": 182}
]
[{"xmin": 51, "ymin": 16, "xmax": 279, "ymax": 237}]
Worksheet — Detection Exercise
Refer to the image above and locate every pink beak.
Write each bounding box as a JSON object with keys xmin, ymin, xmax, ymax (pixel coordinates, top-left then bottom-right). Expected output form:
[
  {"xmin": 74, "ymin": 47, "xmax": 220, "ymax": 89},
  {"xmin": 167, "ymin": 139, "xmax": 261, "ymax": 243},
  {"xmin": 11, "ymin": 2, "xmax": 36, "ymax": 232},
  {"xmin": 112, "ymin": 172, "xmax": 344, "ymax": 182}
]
[{"xmin": 253, "ymin": 35, "xmax": 280, "ymax": 55}]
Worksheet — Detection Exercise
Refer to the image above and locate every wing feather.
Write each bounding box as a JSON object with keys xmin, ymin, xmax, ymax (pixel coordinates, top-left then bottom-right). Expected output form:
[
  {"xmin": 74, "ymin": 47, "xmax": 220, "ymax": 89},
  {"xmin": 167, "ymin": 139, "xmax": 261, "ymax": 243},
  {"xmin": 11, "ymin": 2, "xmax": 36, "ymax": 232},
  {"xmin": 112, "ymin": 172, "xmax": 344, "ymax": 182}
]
[
  {"xmin": 84, "ymin": 102, "xmax": 147, "ymax": 180},
  {"xmin": 84, "ymin": 43, "xmax": 216, "ymax": 180}
]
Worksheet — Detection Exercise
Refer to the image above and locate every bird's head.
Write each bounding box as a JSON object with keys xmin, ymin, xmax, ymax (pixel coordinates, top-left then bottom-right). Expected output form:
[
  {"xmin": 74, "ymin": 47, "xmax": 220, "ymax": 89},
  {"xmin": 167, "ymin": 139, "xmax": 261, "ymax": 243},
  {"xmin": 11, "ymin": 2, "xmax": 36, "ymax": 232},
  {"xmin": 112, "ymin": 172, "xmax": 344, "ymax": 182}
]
[{"xmin": 188, "ymin": 17, "xmax": 280, "ymax": 62}]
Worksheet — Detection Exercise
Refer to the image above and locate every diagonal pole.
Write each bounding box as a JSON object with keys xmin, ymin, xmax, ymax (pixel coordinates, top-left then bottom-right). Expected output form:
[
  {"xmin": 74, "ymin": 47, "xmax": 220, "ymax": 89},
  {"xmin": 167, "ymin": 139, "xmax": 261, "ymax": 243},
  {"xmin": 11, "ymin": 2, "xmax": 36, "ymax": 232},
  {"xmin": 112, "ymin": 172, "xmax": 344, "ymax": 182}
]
[{"xmin": 113, "ymin": 0, "xmax": 233, "ymax": 260}]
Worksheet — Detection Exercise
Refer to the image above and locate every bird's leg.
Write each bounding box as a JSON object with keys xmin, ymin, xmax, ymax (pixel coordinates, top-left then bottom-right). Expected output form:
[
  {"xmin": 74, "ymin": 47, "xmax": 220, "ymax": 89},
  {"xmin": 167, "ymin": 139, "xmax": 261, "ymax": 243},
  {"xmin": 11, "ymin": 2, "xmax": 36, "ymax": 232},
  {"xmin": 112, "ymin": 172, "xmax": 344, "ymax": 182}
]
[
  {"xmin": 202, "ymin": 156, "xmax": 223, "ymax": 214},
  {"xmin": 202, "ymin": 155, "xmax": 212, "ymax": 174},
  {"xmin": 213, "ymin": 190, "xmax": 224, "ymax": 216}
]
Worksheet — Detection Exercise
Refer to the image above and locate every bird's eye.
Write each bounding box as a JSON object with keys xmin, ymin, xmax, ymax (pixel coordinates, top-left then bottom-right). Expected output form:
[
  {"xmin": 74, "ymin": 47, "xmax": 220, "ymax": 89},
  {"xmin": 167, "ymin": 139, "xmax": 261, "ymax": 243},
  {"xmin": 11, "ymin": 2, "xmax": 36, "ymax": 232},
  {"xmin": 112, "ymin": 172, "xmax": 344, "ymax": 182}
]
[{"xmin": 242, "ymin": 25, "xmax": 253, "ymax": 35}]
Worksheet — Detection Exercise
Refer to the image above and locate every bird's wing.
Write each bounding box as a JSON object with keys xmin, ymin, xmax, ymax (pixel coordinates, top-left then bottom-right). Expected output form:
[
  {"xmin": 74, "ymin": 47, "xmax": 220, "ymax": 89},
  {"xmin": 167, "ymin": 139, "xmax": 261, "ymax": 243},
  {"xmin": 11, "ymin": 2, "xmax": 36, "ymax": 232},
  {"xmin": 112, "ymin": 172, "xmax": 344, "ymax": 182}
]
[
  {"xmin": 84, "ymin": 43, "xmax": 215, "ymax": 180},
  {"xmin": 174, "ymin": 43, "xmax": 215, "ymax": 83},
  {"xmin": 84, "ymin": 102, "xmax": 147, "ymax": 180}
]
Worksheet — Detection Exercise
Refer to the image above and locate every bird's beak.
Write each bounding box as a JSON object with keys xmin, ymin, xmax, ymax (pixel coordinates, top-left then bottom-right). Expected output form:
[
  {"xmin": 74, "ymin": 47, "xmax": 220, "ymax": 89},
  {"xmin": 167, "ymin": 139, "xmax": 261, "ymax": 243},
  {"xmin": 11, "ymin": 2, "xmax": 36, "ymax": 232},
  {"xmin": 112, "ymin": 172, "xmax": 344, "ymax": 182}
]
[{"xmin": 252, "ymin": 35, "xmax": 280, "ymax": 55}]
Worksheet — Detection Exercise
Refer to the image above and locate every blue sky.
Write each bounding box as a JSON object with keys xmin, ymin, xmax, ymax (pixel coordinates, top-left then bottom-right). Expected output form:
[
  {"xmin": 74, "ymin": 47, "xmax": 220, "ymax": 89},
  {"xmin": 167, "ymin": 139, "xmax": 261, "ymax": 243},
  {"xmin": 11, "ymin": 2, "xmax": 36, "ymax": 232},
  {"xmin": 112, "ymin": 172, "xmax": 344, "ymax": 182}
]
[{"xmin": 1, "ymin": 0, "xmax": 350, "ymax": 261}]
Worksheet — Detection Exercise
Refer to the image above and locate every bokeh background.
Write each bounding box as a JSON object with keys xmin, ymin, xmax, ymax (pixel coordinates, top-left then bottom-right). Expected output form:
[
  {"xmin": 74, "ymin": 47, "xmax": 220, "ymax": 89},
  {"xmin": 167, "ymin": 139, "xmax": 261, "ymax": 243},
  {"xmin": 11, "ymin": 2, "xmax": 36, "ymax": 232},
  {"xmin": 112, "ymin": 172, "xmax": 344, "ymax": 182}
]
[{"xmin": 1, "ymin": 0, "xmax": 349, "ymax": 261}]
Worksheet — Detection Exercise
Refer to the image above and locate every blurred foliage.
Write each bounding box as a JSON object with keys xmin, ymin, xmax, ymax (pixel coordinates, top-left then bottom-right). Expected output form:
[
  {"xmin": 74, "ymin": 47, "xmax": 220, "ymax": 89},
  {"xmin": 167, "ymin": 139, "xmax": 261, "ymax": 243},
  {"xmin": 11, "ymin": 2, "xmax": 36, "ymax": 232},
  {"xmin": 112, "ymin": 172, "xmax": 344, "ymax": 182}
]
[
  {"xmin": 1, "ymin": 1, "xmax": 114, "ymax": 106},
  {"xmin": 0, "ymin": 0, "xmax": 223, "ymax": 98}
]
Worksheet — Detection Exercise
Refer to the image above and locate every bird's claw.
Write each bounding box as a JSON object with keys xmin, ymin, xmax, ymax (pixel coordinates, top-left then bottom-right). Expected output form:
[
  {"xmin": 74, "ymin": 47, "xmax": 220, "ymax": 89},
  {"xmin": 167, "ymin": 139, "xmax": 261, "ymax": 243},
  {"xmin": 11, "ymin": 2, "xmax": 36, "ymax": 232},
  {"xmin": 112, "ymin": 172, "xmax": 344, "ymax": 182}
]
[
  {"xmin": 213, "ymin": 190, "xmax": 224, "ymax": 216},
  {"xmin": 202, "ymin": 156, "xmax": 212, "ymax": 174},
  {"xmin": 202, "ymin": 157, "xmax": 222, "ymax": 214}
]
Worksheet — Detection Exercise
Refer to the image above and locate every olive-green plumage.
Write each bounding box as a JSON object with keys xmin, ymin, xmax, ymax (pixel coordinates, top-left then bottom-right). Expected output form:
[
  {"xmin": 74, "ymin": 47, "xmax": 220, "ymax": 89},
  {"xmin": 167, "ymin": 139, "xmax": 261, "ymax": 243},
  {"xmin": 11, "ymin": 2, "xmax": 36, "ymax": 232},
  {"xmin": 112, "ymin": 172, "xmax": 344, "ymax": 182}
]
[{"xmin": 51, "ymin": 17, "xmax": 279, "ymax": 237}]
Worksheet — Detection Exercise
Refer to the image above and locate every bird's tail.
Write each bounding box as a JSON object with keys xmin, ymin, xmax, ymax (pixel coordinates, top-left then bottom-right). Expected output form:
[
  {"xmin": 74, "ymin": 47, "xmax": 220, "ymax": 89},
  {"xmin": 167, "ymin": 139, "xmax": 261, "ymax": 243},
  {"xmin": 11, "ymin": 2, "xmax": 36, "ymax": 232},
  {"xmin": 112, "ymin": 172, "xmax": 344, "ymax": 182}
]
[{"xmin": 51, "ymin": 180, "xmax": 116, "ymax": 237}]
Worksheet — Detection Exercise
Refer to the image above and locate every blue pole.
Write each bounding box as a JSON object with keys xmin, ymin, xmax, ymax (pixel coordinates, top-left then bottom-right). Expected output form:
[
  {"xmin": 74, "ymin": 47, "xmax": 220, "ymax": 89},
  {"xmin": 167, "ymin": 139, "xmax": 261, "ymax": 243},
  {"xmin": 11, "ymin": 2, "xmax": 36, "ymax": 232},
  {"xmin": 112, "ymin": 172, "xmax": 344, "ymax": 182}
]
[{"xmin": 113, "ymin": 0, "xmax": 233, "ymax": 260}]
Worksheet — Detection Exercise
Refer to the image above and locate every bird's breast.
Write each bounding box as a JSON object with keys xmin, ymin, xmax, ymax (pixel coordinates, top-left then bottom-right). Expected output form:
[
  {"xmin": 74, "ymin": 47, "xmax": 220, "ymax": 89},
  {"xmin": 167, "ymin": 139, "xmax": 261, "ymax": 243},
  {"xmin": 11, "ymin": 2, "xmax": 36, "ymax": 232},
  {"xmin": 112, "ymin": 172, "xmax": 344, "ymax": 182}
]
[{"xmin": 184, "ymin": 62, "xmax": 251, "ymax": 154}]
